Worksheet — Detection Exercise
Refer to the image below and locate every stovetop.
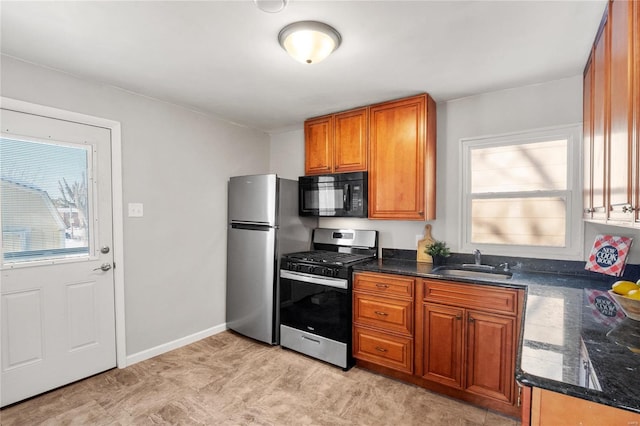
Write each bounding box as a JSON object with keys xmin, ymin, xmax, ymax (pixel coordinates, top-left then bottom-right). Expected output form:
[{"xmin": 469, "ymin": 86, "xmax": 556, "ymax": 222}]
[{"xmin": 285, "ymin": 250, "xmax": 375, "ymax": 266}]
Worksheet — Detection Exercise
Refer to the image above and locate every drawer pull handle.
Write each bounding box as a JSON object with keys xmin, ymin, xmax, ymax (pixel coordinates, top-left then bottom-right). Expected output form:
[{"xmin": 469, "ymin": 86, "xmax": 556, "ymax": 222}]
[
  {"xmin": 375, "ymin": 346, "xmax": 388, "ymax": 353},
  {"xmin": 374, "ymin": 311, "xmax": 389, "ymax": 316},
  {"xmin": 375, "ymin": 284, "xmax": 389, "ymax": 288},
  {"xmin": 301, "ymin": 336, "xmax": 321, "ymax": 344}
]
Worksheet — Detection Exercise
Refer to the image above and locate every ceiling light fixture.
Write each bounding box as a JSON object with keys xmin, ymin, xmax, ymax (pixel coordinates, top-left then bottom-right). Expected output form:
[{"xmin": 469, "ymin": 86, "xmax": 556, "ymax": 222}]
[
  {"xmin": 254, "ymin": 0, "xmax": 287, "ymax": 13},
  {"xmin": 278, "ymin": 21, "xmax": 342, "ymax": 65}
]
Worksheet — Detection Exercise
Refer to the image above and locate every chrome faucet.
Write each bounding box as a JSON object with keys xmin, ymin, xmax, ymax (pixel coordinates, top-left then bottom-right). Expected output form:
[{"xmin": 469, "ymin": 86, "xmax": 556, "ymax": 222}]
[{"xmin": 473, "ymin": 249, "xmax": 481, "ymax": 265}]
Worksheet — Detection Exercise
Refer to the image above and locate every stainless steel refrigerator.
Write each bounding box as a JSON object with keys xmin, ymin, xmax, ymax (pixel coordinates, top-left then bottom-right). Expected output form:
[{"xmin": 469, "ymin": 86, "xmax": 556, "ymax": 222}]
[{"xmin": 226, "ymin": 174, "xmax": 316, "ymax": 345}]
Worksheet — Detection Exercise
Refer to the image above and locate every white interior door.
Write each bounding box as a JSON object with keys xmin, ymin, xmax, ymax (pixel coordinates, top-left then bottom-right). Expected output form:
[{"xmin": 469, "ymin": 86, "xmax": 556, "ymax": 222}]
[{"xmin": 0, "ymin": 109, "xmax": 116, "ymax": 407}]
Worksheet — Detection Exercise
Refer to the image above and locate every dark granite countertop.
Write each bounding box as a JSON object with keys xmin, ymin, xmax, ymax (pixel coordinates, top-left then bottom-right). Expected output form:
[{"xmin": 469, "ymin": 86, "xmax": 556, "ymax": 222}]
[{"xmin": 353, "ymin": 249, "xmax": 640, "ymax": 414}]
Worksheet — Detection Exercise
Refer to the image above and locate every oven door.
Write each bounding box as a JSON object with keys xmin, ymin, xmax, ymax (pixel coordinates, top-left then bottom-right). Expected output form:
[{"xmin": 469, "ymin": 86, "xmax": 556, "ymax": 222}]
[{"xmin": 279, "ymin": 270, "xmax": 350, "ymax": 344}]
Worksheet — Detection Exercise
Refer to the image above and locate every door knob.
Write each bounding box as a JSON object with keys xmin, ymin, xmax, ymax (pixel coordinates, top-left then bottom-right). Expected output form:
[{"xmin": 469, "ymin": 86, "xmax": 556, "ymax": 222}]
[
  {"xmin": 100, "ymin": 246, "xmax": 110, "ymax": 254},
  {"xmin": 93, "ymin": 263, "xmax": 112, "ymax": 272}
]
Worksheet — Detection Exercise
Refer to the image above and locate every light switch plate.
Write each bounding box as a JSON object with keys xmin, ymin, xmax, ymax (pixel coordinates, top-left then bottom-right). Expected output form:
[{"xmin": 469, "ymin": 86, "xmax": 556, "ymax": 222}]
[{"xmin": 128, "ymin": 203, "xmax": 144, "ymax": 217}]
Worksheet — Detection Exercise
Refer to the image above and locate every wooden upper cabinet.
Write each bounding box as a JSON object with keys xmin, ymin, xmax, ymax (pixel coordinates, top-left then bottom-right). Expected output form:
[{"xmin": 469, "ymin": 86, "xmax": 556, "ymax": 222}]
[
  {"xmin": 334, "ymin": 108, "xmax": 368, "ymax": 173},
  {"xmin": 304, "ymin": 115, "xmax": 333, "ymax": 175},
  {"xmin": 583, "ymin": 0, "xmax": 640, "ymax": 227},
  {"xmin": 591, "ymin": 12, "xmax": 609, "ymax": 221},
  {"xmin": 635, "ymin": 0, "xmax": 640, "ymax": 224},
  {"xmin": 583, "ymin": 55, "xmax": 595, "ymax": 219},
  {"xmin": 608, "ymin": 0, "xmax": 634, "ymax": 221},
  {"xmin": 304, "ymin": 108, "xmax": 367, "ymax": 175},
  {"xmin": 368, "ymin": 94, "xmax": 436, "ymax": 220}
]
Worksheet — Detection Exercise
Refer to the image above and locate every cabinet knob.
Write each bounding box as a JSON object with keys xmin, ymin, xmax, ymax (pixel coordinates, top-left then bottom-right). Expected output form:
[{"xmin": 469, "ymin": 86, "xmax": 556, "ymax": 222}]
[
  {"xmin": 455, "ymin": 314, "xmax": 462, "ymax": 320},
  {"xmin": 468, "ymin": 317, "xmax": 475, "ymax": 323},
  {"xmin": 375, "ymin": 346, "xmax": 388, "ymax": 353},
  {"xmin": 374, "ymin": 311, "xmax": 389, "ymax": 317}
]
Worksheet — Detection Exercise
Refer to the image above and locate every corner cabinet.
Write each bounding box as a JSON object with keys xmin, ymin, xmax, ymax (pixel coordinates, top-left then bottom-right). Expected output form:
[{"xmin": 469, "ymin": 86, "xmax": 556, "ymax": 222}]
[
  {"xmin": 304, "ymin": 108, "xmax": 368, "ymax": 175},
  {"xmin": 353, "ymin": 272, "xmax": 524, "ymax": 419},
  {"xmin": 583, "ymin": 0, "xmax": 640, "ymax": 226},
  {"xmin": 368, "ymin": 94, "xmax": 437, "ymax": 220}
]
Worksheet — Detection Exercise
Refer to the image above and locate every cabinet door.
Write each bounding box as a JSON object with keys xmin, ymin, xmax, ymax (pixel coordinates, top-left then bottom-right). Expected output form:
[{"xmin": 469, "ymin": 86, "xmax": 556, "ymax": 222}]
[
  {"xmin": 583, "ymin": 55, "xmax": 594, "ymax": 219},
  {"xmin": 608, "ymin": 0, "xmax": 634, "ymax": 221},
  {"xmin": 634, "ymin": 0, "xmax": 640, "ymax": 224},
  {"xmin": 334, "ymin": 108, "xmax": 368, "ymax": 173},
  {"xmin": 465, "ymin": 310, "xmax": 515, "ymax": 404},
  {"xmin": 592, "ymin": 14, "xmax": 609, "ymax": 221},
  {"xmin": 368, "ymin": 94, "xmax": 436, "ymax": 220},
  {"xmin": 530, "ymin": 387, "xmax": 640, "ymax": 425},
  {"xmin": 419, "ymin": 303, "xmax": 464, "ymax": 389},
  {"xmin": 304, "ymin": 115, "xmax": 333, "ymax": 175}
]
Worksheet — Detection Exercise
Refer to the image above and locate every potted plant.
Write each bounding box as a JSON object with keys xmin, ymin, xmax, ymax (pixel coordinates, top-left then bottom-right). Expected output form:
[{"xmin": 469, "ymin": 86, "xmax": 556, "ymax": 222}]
[{"xmin": 425, "ymin": 240, "xmax": 450, "ymax": 267}]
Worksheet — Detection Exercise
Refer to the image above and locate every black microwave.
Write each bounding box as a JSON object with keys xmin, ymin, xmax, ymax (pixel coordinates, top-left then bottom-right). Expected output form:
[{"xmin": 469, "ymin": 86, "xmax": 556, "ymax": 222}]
[{"xmin": 298, "ymin": 171, "xmax": 368, "ymax": 217}]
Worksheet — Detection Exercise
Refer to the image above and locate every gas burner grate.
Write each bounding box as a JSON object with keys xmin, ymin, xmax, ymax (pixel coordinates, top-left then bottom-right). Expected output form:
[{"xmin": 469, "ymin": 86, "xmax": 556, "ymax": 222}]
[{"xmin": 286, "ymin": 250, "xmax": 374, "ymax": 266}]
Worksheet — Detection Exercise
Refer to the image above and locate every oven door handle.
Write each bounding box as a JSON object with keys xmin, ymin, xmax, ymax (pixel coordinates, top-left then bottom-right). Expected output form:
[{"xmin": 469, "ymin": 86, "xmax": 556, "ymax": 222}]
[{"xmin": 280, "ymin": 270, "xmax": 348, "ymax": 290}]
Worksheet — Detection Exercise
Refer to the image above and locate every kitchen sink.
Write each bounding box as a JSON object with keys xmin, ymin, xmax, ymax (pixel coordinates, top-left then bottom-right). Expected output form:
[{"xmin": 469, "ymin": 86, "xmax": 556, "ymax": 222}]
[{"xmin": 431, "ymin": 265, "xmax": 512, "ymax": 280}]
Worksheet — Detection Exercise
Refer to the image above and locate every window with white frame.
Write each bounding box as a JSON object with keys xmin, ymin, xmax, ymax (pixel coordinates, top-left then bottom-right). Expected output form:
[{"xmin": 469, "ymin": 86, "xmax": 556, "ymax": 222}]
[{"xmin": 460, "ymin": 125, "xmax": 582, "ymax": 260}]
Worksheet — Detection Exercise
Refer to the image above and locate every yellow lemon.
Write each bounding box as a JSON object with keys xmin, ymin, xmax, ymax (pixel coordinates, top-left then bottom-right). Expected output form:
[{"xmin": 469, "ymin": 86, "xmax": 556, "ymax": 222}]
[
  {"xmin": 611, "ymin": 281, "xmax": 640, "ymax": 295},
  {"xmin": 626, "ymin": 289, "xmax": 640, "ymax": 300}
]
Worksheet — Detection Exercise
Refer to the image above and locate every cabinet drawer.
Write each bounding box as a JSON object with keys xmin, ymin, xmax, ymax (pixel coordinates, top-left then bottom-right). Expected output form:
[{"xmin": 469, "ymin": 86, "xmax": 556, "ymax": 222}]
[
  {"xmin": 354, "ymin": 272, "xmax": 414, "ymax": 299},
  {"xmin": 423, "ymin": 280, "xmax": 519, "ymax": 316},
  {"xmin": 353, "ymin": 293, "xmax": 413, "ymax": 335},
  {"xmin": 353, "ymin": 326, "xmax": 413, "ymax": 374}
]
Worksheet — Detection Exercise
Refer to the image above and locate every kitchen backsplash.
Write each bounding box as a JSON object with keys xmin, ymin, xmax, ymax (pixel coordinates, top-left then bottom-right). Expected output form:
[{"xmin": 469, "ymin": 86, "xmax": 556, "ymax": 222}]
[{"xmin": 382, "ymin": 249, "xmax": 640, "ymax": 283}]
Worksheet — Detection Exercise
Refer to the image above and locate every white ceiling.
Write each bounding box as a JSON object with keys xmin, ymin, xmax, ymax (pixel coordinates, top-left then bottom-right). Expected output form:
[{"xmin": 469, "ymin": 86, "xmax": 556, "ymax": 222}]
[{"xmin": 1, "ymin": 1, "xmax": 607, "ymax": 133}]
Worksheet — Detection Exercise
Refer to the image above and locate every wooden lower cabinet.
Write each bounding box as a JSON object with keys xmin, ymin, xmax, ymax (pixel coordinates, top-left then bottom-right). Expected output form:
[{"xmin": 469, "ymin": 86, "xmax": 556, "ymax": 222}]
[
  {"xmin": 420, "ymin": 303, "xmax": 464, "ymax": 389},
  {"xmin": 353, "ymin": 272, "xmax": 524, "ymax": 419},
  {"xmin": 353, "ymin": 272, "xmax": 415, "ymax": 375},
  {"xmin": 465, "ymin": 310, "xmax": 515, "ymax": 403},
  {"xmin": 353, "ymin": 326, "xmax": 413, "ymax": 374},
  {"xmin": 527, "ymin": 387, "xmax": 640, "ymax": 425},
  {"xmin": 420, "ymin": 304, "xmax": 517, "ymax": 405}
]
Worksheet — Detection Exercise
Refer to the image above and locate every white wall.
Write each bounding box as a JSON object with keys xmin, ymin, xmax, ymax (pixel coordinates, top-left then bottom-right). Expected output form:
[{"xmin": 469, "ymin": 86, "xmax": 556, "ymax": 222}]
[
  {"xmin": 269, "ymin": 129, "xmax": 306, "ymax": 180},
  {"xmin": 1, "ymin": 56, "xmax": 271, "ymax": 357},
  {"xmin": 270, "ymin": 76, "xmax": 640, "ymax": 263}
]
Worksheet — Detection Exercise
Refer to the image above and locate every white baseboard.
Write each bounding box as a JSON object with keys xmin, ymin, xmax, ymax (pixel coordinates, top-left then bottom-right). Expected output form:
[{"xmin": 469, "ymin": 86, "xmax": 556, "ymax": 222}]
[{"xmin": 125, "ymin": 323, "xmax": 228, "ymax": 367}]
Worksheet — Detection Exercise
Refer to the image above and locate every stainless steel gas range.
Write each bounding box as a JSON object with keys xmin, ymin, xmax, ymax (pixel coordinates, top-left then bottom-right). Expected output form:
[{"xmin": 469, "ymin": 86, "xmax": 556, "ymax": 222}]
[{"xmin": 279, "ymin": 228, "xmax": 378, "ymax": 370}]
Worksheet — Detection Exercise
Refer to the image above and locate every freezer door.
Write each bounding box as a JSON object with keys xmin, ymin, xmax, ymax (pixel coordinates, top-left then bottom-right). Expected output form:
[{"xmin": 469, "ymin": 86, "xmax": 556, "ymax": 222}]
[
  {"xmin": 228, "ymin": 174, "xmax": 278, "ymax": 226},
  {"xmin": 226, "ymin": 224, "xmax": 278, "ymax": 344}
]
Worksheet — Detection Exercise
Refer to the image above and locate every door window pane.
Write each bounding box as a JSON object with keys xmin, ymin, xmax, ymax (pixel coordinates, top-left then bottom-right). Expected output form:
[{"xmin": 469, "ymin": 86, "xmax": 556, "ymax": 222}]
[{"xmin": 1, "ymin": 138, "xmax": 92, "ymax": 262}]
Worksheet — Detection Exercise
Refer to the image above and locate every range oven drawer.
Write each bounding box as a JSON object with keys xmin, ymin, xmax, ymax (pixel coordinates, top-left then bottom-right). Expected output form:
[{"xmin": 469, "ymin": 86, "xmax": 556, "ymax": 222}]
[{"xmin": 280, "ymin": 325, "xmax": 348, "ymax": 368}]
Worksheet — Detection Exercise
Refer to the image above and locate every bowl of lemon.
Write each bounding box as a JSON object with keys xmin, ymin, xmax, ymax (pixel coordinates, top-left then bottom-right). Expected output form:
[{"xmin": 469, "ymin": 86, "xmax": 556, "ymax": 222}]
[{"xmin": 609, "ymin": 280, "xmax": 640, "ymax": 321}]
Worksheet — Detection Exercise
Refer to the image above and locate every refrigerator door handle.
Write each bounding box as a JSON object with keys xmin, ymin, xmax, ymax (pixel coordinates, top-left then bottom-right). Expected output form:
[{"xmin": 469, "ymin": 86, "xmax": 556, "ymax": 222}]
[{"xmin": 231, "ymin": 222, "xmax": 274, "ymax": 230}]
